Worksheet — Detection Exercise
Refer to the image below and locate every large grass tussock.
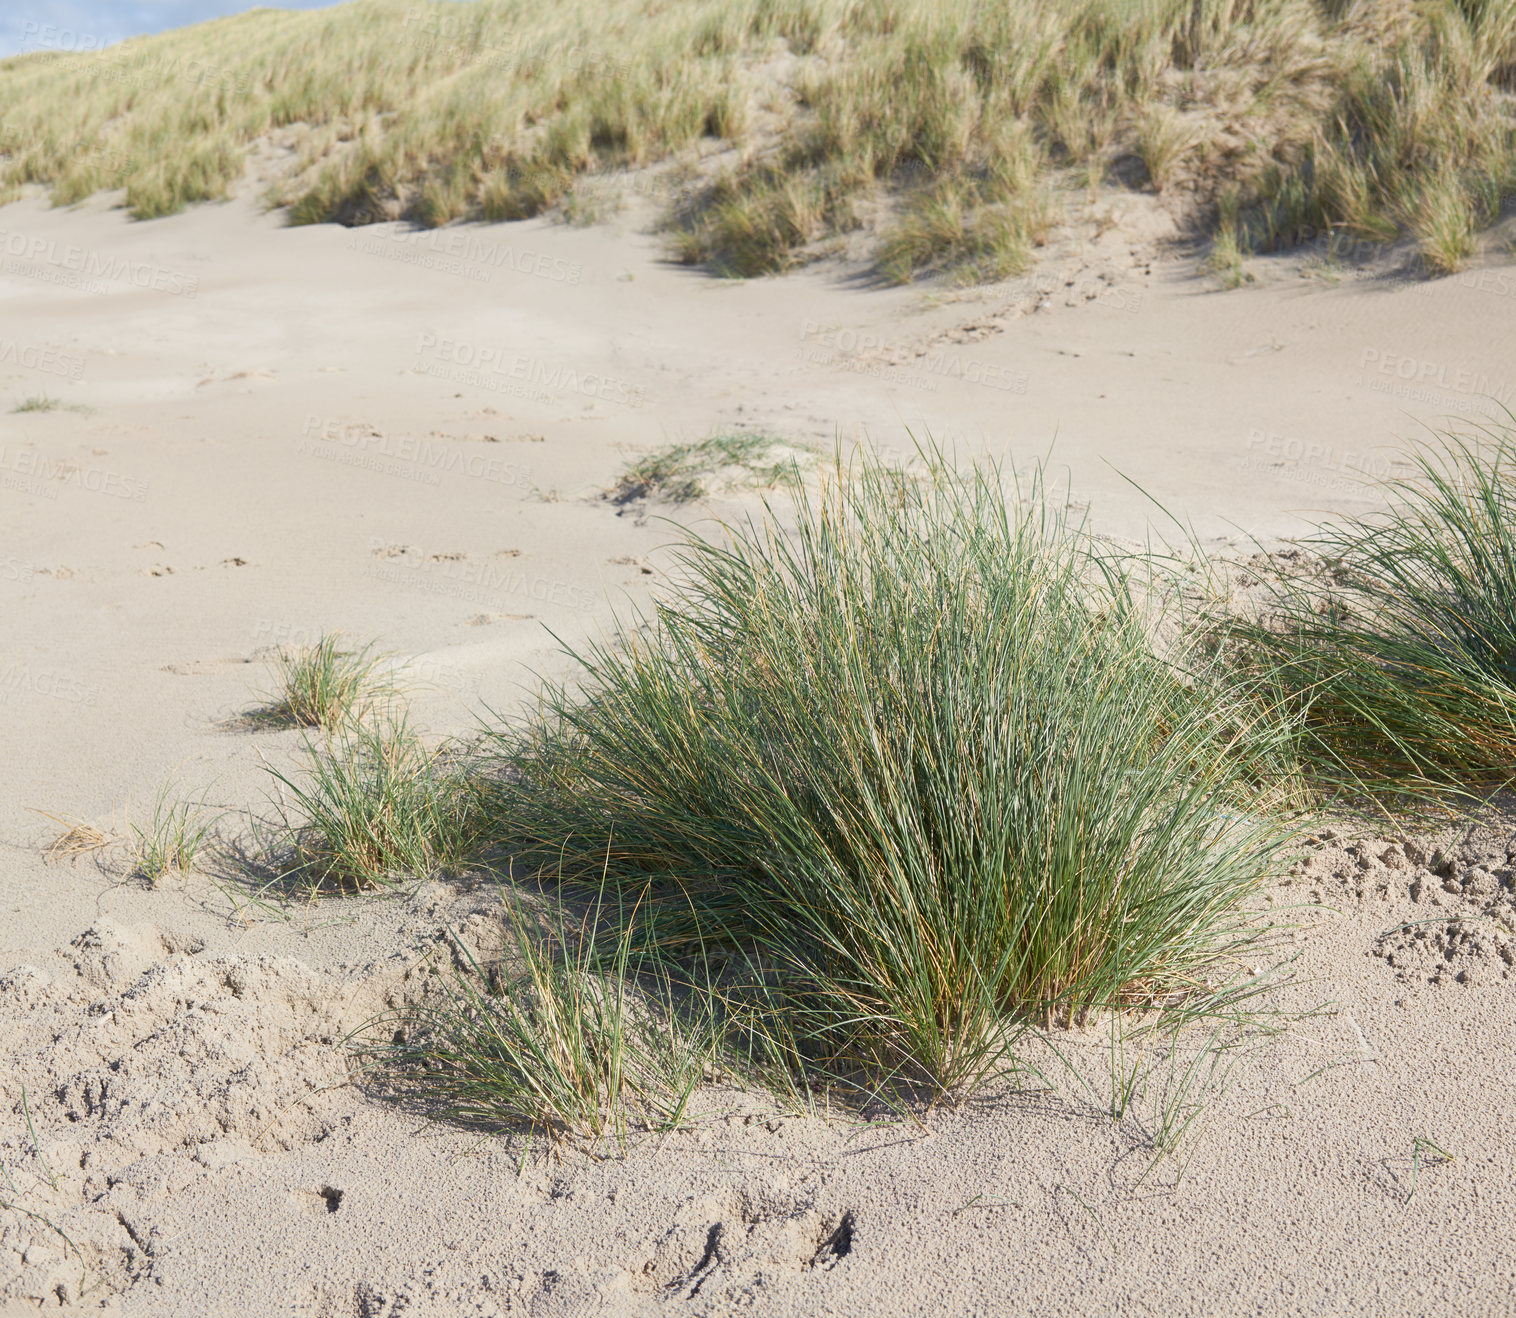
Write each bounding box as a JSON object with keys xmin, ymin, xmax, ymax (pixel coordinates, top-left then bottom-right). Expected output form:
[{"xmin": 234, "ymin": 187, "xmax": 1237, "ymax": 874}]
[{"xmin": 480, "ymin": 450, "xmax": 1298, "ymax": 1095}]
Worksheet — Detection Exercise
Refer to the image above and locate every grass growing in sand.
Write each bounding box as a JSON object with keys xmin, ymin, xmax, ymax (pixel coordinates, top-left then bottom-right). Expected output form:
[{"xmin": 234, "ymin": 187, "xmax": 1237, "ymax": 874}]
[
  {"xmin": 11, "ymin": 395, "xmax": 93, "ymax": 415},
  {"xmin": 4, "ymin": 1, "xmax": 1516, "ymax": 278},
  {"xmin": 610, "ymin": 432, "xmax": 813, "ymax": 504},
  {"xmin": 129, "ymin": 781, "xmax": 221, "ymax": 885},
  {"xmin": 474, "ymin": 447, "xmax": 1301, "ymax": 1100},
  {"xmin": 1220, "ymin": 420, "xmax": 1516, "ymax": 805},
  {"xmin": 365, "ymin": 893, "xmax": 717, "ymax": 1142},
  {"xmin": 252, "ymin": 632, "xmax": 395, "ymax": 728},
  {"xmin": 261, "ymin": 714, "xmax": 484, "ymax": 893}
]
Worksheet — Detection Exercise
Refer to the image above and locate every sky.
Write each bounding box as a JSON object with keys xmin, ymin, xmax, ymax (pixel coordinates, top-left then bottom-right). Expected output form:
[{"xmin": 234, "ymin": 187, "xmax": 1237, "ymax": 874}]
[{"xmin": 0, "ymin": 2, "xmax": 400, "ymax": 58}]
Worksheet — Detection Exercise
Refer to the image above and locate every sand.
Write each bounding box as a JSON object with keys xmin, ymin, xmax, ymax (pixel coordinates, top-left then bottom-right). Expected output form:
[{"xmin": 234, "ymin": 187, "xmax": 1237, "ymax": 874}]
[{"xmin": 2, "ymin": 172, "xmax": 1515, "ymax": 1315}]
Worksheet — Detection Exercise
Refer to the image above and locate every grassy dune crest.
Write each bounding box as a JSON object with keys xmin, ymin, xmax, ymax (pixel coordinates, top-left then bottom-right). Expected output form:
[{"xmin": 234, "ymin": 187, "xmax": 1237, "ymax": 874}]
[{"xmin": 1, "ymin": 0, "xmax": 1514, "ymax": 278}]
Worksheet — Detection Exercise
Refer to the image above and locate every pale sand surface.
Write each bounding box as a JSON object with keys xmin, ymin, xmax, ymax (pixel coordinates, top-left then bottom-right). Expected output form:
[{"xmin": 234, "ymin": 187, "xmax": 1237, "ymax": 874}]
[{"xmin": 2, "ymin": 181, "xmax": 1515, "ymax": 1315}]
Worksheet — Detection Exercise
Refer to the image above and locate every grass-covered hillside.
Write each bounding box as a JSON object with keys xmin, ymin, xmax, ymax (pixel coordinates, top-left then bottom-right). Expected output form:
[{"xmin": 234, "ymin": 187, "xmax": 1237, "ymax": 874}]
[{"xmin": 2, "ymin": 0, "xmax": 1514, "ymax": 281}]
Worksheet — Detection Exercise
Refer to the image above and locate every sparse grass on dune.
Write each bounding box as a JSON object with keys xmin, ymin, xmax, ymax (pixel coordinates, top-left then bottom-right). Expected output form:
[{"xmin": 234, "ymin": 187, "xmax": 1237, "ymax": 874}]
[
  {"xmin": 10, "ymin": 395, "xmax": 92, "ymax": 414},
  {"xmin": 610, "ymin": 431, "xmax": 813, "ymax": 503},
  {"xmin": 262, "ymin": 713, "xmax": 485, "ymax": 894},
  {"xmin": 1220, "ymin": 420, "xmax": 1516, "ymax": 806},
  {"xmin": 477, "ymin": 446, "xmax": 1301, "ymax": 1099},
  {"xmin": 4, "ymin": 1, "xmax": 1515, "ymax": 278},
  {"xmin": 251, "ymin": 632, "xmax": 395, "ymax": 729},
  {"xmin": 363, "ymin": 894, "xmax": 718, "ymax": 1143},
  {"xmin": 130, "ymin": 781, "xmax": 221, "ymax": 885},
  {"xmin": 76, "ymin": 423, "xmax": 1516, "ymax": 1138}
]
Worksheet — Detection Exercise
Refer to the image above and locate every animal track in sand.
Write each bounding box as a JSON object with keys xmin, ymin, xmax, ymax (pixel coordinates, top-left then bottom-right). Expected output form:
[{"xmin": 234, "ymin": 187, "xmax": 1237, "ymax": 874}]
[{"xmin": 630, "ymin": 1187, "xmax": 856, "ymax": 1302}]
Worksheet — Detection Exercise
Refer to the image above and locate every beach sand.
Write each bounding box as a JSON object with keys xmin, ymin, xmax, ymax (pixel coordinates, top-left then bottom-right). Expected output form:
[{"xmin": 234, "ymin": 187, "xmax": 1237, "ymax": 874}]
[{"xmin": 2, "ymin": 180, "xmax": 1514, "ymax": 1315}]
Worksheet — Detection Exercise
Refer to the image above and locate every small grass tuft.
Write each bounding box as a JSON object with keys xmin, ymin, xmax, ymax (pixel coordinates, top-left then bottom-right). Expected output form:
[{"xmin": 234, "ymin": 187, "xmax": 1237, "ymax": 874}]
[
  {"xmin": 129, "ymin": 781, "xmax": 221, "ymax": 885},
  {"xmin": 363, "ymin": 892, "xmax": 716, "ymax": 1144},
  {"xmin": 1404, "ymin": 1135, "xmax": 1455, "ymax": 1204},
  {"xmin": 262, "ymin": 714, "xmax": 483, "ymax": 894},
  {"xmin": 251, "ymin": 633, "xmax": 395, "ymax": 729},
  {"xmin": 1134, "ymin": 106, "xmax": 1197, "ymax": 194},
  {"xmin": 11, "ymin": 395, "xmax": 93, "ymax": 414},
  {"xmin": 610, "ymin": 432, "xmax": 812, "ymax": 504},
  {"xmin": 1205, "ymin": 223, "xmax": 1254, "ymax": 289}
]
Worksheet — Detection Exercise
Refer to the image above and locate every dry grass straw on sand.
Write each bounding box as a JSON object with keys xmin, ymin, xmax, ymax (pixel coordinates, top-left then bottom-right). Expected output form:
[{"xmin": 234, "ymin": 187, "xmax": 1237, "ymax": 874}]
[{"xmin": 4, "ymin": 1, "xmax": 1515, "ymax": 278}]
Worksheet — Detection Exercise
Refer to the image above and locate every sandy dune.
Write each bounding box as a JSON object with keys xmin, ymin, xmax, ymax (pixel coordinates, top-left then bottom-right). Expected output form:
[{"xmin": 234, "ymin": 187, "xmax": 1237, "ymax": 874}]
[{"xmin": 2, "ymin": 181, "xmax": 1515, "ymax": 1315}]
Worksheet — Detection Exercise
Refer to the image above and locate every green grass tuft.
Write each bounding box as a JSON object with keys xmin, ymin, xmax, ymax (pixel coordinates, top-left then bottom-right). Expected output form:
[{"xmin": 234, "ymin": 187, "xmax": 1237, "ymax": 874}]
[
  {"xmin": 1218, "ymin": 420, "xmax": 1516, "ymax": 804},
  {"xmin": 129, "ymin": 781, "xmax": 221, "ymax": 885},
  {"xmin": 11, "ymin": 395, "xmax": 93, "ymax": 414},
  {"xmin": 251, "ymin": 632, "xmax": 395, "ymax": 729},
  {"xmin": 363, "ymin": 892, "xmax": 717, "ymax": 1144},
  {"xmin": 481, "ymin": 444, "xmax": 1299, "ymax": 1098},
  {"xmin": 263, "ymin": 714, "xmax": 484, "ymax": 894}
]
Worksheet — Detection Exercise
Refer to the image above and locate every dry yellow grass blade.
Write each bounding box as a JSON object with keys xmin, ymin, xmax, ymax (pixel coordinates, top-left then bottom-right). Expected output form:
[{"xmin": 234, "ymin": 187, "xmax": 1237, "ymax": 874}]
[{"xmin": 33, "ymin": 809, "xmax": 117, "ymax": 864}]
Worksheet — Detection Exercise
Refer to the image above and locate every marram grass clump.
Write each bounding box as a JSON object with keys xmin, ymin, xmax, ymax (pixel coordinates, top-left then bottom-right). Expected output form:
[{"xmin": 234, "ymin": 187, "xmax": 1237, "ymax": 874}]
[
  {"xmin": 363, "ymin": 896, "xmax": 718, "ymax": 1144},
  {"xmin": 263, "ymin": 714, "xmax": 484, "ymax": 893},
  {"xmin": 1220, "ymin": 420, "xmax": 1516, "ymax": 806},
  {"xmin": 478, "ymin": 447, "xmax": 1300, "ymax": 1098},
  {"xmin": 251, "ymin": 632, "xmax": 396, "ymax": 729}
]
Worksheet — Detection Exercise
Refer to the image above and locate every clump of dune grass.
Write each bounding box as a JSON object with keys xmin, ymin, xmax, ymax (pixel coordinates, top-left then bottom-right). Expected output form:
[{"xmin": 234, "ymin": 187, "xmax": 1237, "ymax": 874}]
[
  {"xmin": 363, "ymin": 894, "xmax": 717, "ymax": 1143},
  {"xmin": 1205, "ymin": 223, "xmax": 1254, "ymax": 288},
  {"xmin": 610, "ymin": 432, "xmax": 811, "ymax": 504},
  {"xmin": 263, "ymin": 714, "xmax": 483, "ymax": 893},
  {"xmin": 1220, "ymin": 421, "xmax": 1516, "ymax": 804},
  {"xmin": 6, "ymin": 2, "xmax": 1516, "ymax": 284},
  {"xmin": 251, "ymin": 632, "xmax": 394, "ymax": 728},
  {"xmin": 1134, "ymin": 105, "xmax": 1198, "ymax": 193},
  {"xmin": 480, "ymin": 445, "xmax": 1299, "ymax": 1099},
  {"xmin": 130, "ymin": 781, "xmax": 221, "ymax": 885},
  {"xmin": 11, "ymin": 395, "xmax": 92, "ymax": 415}
]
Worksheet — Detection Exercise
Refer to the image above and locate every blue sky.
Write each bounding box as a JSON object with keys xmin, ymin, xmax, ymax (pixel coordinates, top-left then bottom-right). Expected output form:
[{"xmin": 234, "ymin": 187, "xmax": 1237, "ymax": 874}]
[{"xmin": 0, "ymin": 2, "xmax": 394, "ymax": 57}]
